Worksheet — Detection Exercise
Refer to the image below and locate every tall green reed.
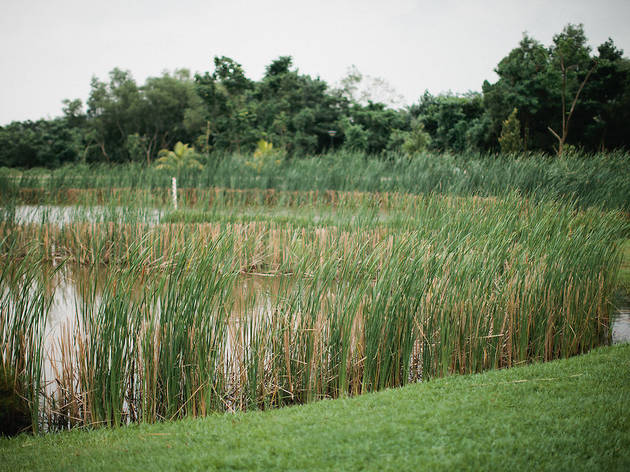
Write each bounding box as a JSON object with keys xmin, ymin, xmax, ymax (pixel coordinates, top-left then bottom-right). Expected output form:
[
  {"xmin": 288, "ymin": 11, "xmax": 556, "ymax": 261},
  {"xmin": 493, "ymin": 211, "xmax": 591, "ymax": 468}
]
[
  {"xmin": 1, "ymin": 191, "xmax": 627, "ymax": 432},
  {"xmin": 0, "ymin": 240, "xmax": 54, "ymax": 433},
  {"xmin": 5, "ymin": 150, "xmax": 630, "ymax": 211}
]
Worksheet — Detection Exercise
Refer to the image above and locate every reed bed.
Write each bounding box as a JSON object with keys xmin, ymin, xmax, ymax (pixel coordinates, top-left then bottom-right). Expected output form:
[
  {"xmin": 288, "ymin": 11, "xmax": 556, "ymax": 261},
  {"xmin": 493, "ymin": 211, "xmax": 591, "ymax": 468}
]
[
  {"xmin": 0, "ymin": 192, "xmax": 627, "ymax": 432},
  {"xmin": 3, "ymin": 150, "xmax": 630, "ymax": 210},
  {"xmin": 0, "ymin": 244, "xmax": 53, "ymax": 434}
]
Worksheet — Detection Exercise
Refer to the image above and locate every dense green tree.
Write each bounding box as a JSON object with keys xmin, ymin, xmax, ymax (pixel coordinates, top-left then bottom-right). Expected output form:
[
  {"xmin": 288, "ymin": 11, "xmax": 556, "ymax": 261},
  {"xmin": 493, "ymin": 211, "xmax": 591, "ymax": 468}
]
[
  {"xmin": 0, "ymin": 118, "xmax": 81, "ymax": 168},
  {"xmin": 195, "ymin": 56, "xmax": 257, "ymax": 153},
  {"xmin": 83, "ymin": 68, "xmax": 206, "ymax": 163},
  {"xmin": 482, "ymin": 34, "xmax": 552, "ymax": 151},
  {"xmin": 409, "ymin": 92, "xmax": 485, "ymax": 152},
  {"xmin": 402, "ymin": 121, "xmax": 431, "ymax": 154},
  {"xmin": 546, "ymin": 24, "xmax": 598, "ymax": 155},
  {"xmin": 482, "ymin": 23, "xmax": 629, "ymax": 154},
  {"xmin": 140, "ymin": 70, "xmax": 206, "ymax": 163},
  {"xmin": 85, "ymin": 68, "xmax": 144, "ymax": 162},
  {"xmin": 253, "ymin": 56, "xmax": 343, "ymax": 155},
  {"xmin": 346, "ymin": 102, "xmax": 409, "ymax": 154},
  {"xmin": 580, "ymin": 39, "xmax": 630, "ymax": 151},
  {"xmin": 342, "ymin": 120, "xmax": 369, "ymax": 152},
  {"xmin": 499, "ymin": 108, "xmax": 523, "ymax": 154},
  {"xmin": 3, "ymin": 23, "xmax": 629, "ymax": 169}
]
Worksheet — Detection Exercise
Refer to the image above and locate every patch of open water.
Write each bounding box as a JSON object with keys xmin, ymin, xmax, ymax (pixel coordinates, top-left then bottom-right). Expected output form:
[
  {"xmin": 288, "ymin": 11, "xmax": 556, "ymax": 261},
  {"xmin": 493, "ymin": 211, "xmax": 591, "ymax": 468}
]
[
  {"xmin": 5, "ymin": 205, "xmax": 163, "ymax": 225},
  {"xmin": 612, "ymin": 309, "xmax": 630, "ymax": 344}
]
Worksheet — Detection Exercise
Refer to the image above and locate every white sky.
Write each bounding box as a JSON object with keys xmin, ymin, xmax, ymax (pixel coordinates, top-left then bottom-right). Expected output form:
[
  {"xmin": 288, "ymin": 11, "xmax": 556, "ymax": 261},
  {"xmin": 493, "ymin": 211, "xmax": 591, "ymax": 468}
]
[{"xmin": 1, "ymin": 0, "xmax": 629, "ymax": 124}]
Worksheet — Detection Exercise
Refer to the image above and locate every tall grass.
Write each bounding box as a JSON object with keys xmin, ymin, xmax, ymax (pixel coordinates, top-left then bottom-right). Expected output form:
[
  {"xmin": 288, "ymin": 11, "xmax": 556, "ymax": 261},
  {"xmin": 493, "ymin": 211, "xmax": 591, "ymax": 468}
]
[
  {"xmin": 0, "ymin": 241, "xmax": 53, "ymax": 433},
  {"xmin": 2, "ymin": 150, "xmax": 630, "ymax": 211},
  {"xmin": 0, "ymin": 191, "xmax": 626, "ymax": 432}
]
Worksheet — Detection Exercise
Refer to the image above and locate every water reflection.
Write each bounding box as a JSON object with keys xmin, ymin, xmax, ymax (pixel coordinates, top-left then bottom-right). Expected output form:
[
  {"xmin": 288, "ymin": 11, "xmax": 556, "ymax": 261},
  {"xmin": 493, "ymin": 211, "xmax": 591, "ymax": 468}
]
[
  {"xmin": 6, "ymin": 205, "xmax": 163, "ymax": 225},
  {"xmin": 612, "ymin": 309, "xmax": 630, "ymax": 344},
  {"xmin": 43, "ymin": 265, "xmax": 630, "ymax": 358},
  {"xmin": 43, "ymin": 265, "xmax": 291, "ymax": 361}
]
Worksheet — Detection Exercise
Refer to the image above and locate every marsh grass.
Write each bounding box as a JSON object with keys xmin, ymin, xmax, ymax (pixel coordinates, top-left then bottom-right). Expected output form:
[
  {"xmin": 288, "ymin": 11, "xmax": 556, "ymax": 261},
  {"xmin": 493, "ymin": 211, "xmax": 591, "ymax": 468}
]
[
  {"xmin": 0, "ymin": 243, "xmax": 55, "ymax": 433},
  {"xmin": 3, "ymin": 150, "xmax": 630, "ymax": 210},
  {"xmin": 0, "ymin": 190, "xmax": 627, "ymax": 432}
]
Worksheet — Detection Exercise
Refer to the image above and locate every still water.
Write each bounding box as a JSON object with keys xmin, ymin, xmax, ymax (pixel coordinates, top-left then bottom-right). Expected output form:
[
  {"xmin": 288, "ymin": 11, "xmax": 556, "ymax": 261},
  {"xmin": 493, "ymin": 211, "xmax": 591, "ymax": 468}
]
[
  {"xmin": 43, "ymin": 266, "xmax": 630, "ymax": 354},
  {"xmin": 612, "ymin": 309, "xmax": 630, "ymax": 344},
  {"xmin": 5, "ymin": 205, "xmax": 163, "ymax": 225}
]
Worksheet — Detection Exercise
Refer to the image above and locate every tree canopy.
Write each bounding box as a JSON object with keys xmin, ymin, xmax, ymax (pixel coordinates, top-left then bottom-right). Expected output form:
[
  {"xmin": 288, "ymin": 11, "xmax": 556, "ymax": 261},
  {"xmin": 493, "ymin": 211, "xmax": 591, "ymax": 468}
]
[{"xmin": 1, "ymin": 23, "xmax": 628, "ymax": 168}]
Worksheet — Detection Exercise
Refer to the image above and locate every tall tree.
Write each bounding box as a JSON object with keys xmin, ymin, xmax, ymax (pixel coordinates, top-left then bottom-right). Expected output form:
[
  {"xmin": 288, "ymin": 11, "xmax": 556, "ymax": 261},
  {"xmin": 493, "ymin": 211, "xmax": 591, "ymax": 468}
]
[
  {"xmin": 410, "ymin": 92, "xmax": 485, "ymax": 152},
  {"xmin": 581, "ymin": 39, "xmax": 630, "ymax": 151},
  {"xmin": 254, "ymin": 56, "xmax": 342, "ymax": 154},
  {"xmin": 546, "ymin": 24, "xmax": 598, "ymax": 155},
  {"xmin": 195, "ymin": 56, "xmax": 256, "ymax": 153},
  {"xmin": 482, "ymin": 34, "xmax": 551, "ymax": 151},
  {"xmin": 85, "ymin": 68, "xmax": 206, "ymax": 164},
  {"xmin": 140, "ymin": 70, "xmax": 206, "ymax": 164},
  {"xmin": 86, "ymin": 68, "xmax": 143, "ymax": 162}
]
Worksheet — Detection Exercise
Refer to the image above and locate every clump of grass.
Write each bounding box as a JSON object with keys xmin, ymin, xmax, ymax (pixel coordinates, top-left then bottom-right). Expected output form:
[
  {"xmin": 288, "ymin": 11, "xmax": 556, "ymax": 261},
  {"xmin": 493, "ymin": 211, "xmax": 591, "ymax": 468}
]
[
  {"xmin": 1, "ymin": 191, "xmax": 627, "ymax": 432},
  {"xmin": 4, "ymin": 150, "xmax": 630, "ymax": 210},
  {"xmin": 0, "ymin": 241, "xmax": 53, "ymax": 434}
]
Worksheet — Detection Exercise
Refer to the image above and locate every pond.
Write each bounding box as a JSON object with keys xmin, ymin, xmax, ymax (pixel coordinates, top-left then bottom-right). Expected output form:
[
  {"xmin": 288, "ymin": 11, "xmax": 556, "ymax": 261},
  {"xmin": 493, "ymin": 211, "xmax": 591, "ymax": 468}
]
[
  {"xmin": 4, "ymin": 205, "xmax": 163, "ymax": 225},
  {"xmin": 41, "ymin": 264, "xmax": 630, "ymax": 397},
  {"xmin": 5, "ymin": 249, "xmax": 630, "ymax": 430},
  {"xmin": 612, "ymin": 309, "xmax": 630, "ymax": 344}
]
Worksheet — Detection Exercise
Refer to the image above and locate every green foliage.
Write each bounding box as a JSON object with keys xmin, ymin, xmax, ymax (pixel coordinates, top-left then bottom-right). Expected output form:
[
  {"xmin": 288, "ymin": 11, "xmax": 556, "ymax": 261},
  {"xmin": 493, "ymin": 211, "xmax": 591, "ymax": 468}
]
[
  {"xmin": 2, "ymin": 320, "xmax": 630, "ymax": 471},
  {"xmin": 409, "ymin": 92, "xmax": 486, "ymax": 152},
  {"xmin": 194, "ymin": 57, "xmax": 258, "ymax": 153},
  {"xmin": 498, "ymin": 108, "xmax": 523, "ymax": 154},
  {"xmin": 2, "ymin": 22, "xmax": 630, "ymax": 169},
  {"xmin": 253, "ymin": 56, "xmax": 342, "ymax": 155},
  {"xmin": 347, "ymin": 102, "xmax": 409, "ymax": 154},
  {"xmin": 244, "ymin": 140, "xmax": 284, "ymax": 173},
  {"xmin": 483, "ymin": 24, "xmax": 629, "ymax": 154},
  {"xmin": 550, "ymin": 23, "xmax": 592, "ymax": 73},
  {"xmin": 155, "ymin": 142, "xmax": 203, "ymax": 173},
  {"xmin": 83, "ymin": 68, "xmax": 206, "ymax": 164},
  {"xmin": 482, "ymin": 34, "xmax": 552, "ymax": 151},
  {"xmin": 402, "ymin": 120, "xmax": 431, "ymax": 154},
  {"xmin": 582, "ymin": 40, "xmax": 630, "ymax": 150},
  {"xmin": 0, "ymin": 119, "xmax": 82, "ymax": 168},
  {"xmin": 342, "ymin": 121, "xmax": 369, "ymax": 152},
  {"xmin": 125, "ymin": 133, "xmax": 146, "ymax": 162}
]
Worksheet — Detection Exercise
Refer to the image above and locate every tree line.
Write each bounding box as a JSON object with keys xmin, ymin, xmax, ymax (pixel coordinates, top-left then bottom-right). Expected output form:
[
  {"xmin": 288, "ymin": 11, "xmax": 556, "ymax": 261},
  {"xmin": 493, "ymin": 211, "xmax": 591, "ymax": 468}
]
[{"xmin": 1, "ymin": 23, "xmax": 629, "ymax": 168}]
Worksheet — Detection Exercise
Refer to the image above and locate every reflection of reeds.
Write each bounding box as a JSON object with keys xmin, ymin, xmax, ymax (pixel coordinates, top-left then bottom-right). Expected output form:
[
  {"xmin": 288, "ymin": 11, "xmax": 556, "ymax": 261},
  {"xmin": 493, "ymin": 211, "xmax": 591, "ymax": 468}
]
[{"xmin": 0, "ymin": 192, "xmax": 627, "ymax": 431}]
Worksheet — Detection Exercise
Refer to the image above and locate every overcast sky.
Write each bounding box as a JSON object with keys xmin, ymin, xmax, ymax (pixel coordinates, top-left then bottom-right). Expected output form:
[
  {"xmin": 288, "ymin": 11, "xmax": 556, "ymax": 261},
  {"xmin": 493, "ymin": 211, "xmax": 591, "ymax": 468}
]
[{"xmin": 1, "ymin": 0, "xmax": 629, "ymax": 125}]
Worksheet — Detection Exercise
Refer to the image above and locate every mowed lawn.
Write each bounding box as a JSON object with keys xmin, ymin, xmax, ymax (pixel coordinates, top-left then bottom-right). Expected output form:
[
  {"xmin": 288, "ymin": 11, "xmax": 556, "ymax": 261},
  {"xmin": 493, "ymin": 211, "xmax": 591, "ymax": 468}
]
[{"xmin": 1, "ymin": 343, "xmax": 628, "ymax": 472}]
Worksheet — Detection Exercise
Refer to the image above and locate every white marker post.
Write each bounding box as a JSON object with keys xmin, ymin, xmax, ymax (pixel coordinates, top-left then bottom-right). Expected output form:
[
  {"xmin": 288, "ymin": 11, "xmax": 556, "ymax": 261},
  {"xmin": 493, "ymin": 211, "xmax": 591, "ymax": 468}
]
[{"xmin": 172, "ymin": 177, "xmax": 178, "ymax": 210}]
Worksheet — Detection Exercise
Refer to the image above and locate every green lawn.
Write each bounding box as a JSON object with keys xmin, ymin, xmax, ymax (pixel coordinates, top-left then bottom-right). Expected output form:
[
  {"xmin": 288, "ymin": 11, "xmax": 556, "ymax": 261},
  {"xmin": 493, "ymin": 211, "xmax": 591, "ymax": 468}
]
[{"xmin": 1, "ymin": 343, "xmax": 629, "ymax": 471}]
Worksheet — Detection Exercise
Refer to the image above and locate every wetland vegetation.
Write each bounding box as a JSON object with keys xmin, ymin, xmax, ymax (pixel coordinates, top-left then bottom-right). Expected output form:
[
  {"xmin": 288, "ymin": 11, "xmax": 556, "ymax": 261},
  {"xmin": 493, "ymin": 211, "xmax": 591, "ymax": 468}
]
[
  {"xmin": 1, "ymin": 179, "xmax": 628, "ymax": 433},
  {"xmin": 1, "ymin": 22, "xmax": 629, "ymax": 455}
]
